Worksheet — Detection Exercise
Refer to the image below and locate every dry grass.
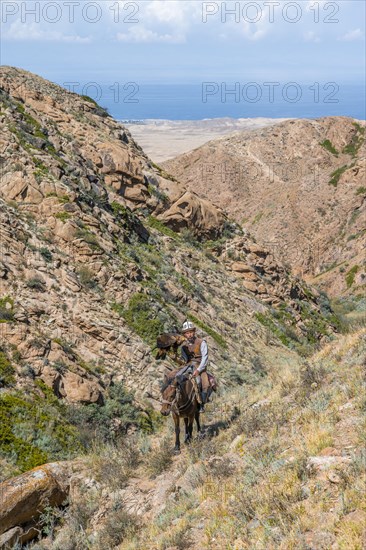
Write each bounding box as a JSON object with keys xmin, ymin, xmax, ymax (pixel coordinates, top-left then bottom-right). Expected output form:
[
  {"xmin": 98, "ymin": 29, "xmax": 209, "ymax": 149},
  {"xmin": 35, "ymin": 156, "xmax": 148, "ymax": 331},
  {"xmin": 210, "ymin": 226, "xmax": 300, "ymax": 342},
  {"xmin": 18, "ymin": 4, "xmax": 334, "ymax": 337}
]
[
  {"xmin": 87, "ymin": 440, "xmax": 140, "ymax": 489},
  {"xmin": 147, "ymin": 435, "xmax": 174, "ymax": 477},
  {"xmin": 121, "ymin": 327, "xmax": 366, "ymax": 550},
  {"xmin": 28, "ymin": 329, "xmax": 365, "ymax": 550}
]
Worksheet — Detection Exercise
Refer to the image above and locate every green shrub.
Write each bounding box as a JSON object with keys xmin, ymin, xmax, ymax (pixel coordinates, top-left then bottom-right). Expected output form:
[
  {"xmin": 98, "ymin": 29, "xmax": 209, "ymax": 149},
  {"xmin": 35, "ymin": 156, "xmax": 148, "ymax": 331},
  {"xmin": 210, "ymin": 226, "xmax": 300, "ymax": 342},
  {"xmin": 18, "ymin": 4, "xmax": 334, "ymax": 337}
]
[
  {"xmin": 346, "ymin": 265, "xmax": 359, "ymax": 288},
  {"xmin": 112, "ymin": 293, "xmax": 166, "ymax": 346},
  {"xmin": 80, "ymin": 95, "xmax": 109, "ymax": 117},
  {"xmin": 320, "ymin": 139, "xmax": 339, "ymax": 156},
  {"xmin": 54, "ymin": 211, "xmax": 71, "ymax": 222},
  {"xmin": 147, "ymin": 216, "xmax": 179, "ymax": 239},
  {"xmin": 58, "ymin": 194, "xmax": 70, "ymax": 204},
  {"xmin": 147, "ymin": 184, "xmax": 169, "ymax": 203},
  {"xmin": 0, "ymin": 351, "xmax": 15, "ymax": 386},
  {"xmin": 81, "ymin": 95, "xmax": 98, "ymax": 105},
  {"xmin": 40, "ymin": 247, "xmax": 53, "ymax": 262},
  {"xmin": 111, "ymin": 201, "xmax": 129, "ymax": 218},
  {"xmin": 343, "ymin": 123, "xmax": 365, "ymax": 156},
  {"xmin": 76, "ymin": 266, "xmax": 97, "ymax": 289},
  {"xmin": 52, "ymin": 338, "xmax": 75, "ymax": 356},
  {"xmin": 329, "ymin": 165, "xmax": 348, "ymax": 187},
  {"xmin": 255, "ymin": 312, "xmax": 292, "ymax": 347},
  {"xmin": 0, "ymin": 296, "xmax": 14, "ymax": 322},
  {"xmin": 75, "ymin": 228, "xmax": 100, "ymax": 248},
  {"xmin": 150, "ymin": 161, "xmax": 177, "ymax": 182},
  {"xmin": 0, "ymin": 386, "xmax": 82, "ymax": 472},
  {"xmin": 177, "ymin": 274, "xmax": 194, "ymax": 294},
  {"xmin": 65, "ymin": 382, "xmax": 139, "ymax": 445},
  {"xmin": 355, "ymin": 186, "xmax": 366, "ymax": 196},
  {"xmin": 26, "ymin": 276, "xmax": 46, "ymax": 291},
  {"xmin": 188, "ymin": 314, "xmax": 227, "ymax": 349}
]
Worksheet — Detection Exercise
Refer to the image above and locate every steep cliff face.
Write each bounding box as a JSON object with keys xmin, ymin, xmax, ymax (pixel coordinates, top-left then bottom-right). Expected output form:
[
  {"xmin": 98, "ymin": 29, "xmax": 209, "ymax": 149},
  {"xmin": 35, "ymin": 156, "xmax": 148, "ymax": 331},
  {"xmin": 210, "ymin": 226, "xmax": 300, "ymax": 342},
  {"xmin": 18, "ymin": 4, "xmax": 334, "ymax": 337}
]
[
  {"xmin": 163, "ymin": 117, "xmax": 366, "ymax": 296},
  {"xmin": 0, "ymin": 66, "xmax": 225, "ymax": 239},
  {"xmin": 0, "ymin": 67, "xmax": 339, "ymax": 480}
]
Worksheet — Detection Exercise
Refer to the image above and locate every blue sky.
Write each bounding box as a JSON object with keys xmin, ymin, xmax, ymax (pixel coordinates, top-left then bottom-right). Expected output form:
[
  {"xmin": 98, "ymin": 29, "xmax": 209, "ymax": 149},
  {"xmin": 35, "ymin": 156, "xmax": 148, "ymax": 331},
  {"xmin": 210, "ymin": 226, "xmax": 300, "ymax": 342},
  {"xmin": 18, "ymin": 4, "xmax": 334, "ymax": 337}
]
[{"xmin": 1, "ymin": 0, "xmax": 365, "ymax": 86}]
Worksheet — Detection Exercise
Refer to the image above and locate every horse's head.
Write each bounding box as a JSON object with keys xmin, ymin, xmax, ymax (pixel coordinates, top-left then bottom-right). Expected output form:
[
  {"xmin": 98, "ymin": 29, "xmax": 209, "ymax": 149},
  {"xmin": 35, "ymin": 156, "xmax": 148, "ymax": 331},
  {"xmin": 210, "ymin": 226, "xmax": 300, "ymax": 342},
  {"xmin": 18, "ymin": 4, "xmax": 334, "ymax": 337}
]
[{"xmin": 160, "ymin": 374, "xmax": 178, "ymax": 416}]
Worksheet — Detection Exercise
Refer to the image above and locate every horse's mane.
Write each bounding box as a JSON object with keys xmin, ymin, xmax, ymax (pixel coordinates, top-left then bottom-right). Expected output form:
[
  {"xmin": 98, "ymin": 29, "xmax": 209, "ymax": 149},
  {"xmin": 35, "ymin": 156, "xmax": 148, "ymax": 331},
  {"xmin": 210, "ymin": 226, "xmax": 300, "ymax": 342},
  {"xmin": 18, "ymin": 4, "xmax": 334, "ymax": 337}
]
[
  {"xmin": 160, "ymin": 377, "xmax": 171, "ymax": 393},
  {"xmin": 161, "ymin": 372, "xmax": 191, "ymax": 394}
]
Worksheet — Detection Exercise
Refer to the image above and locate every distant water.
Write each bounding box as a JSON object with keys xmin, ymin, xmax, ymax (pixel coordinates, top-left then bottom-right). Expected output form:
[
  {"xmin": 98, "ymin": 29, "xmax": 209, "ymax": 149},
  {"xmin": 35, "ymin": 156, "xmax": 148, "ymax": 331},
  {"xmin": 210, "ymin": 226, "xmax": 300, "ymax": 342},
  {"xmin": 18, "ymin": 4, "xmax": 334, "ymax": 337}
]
[{"xmin": 62, "ymin": 83, "xmax": 365, "ymax": 121}]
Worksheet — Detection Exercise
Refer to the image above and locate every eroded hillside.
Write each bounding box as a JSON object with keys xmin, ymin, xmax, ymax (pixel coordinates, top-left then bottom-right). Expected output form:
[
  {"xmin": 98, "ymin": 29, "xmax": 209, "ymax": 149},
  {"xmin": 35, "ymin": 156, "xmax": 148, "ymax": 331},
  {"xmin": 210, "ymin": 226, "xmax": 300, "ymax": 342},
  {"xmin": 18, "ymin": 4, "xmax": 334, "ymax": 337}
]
[
  {"xmin": 163, "ymin": 117, "xmax": 366, "ymax": 297},
  {"xmin": 0, "ymin": 67, "xmax": 360, "ymax": 549}
]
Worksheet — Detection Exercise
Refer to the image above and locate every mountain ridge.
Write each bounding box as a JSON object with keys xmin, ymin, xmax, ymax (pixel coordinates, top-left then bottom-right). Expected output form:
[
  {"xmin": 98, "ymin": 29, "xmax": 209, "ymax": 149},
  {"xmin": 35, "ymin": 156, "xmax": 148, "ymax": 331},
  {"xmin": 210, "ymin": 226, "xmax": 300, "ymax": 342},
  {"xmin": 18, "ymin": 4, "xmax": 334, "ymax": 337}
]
[{"xmin": 162, "ymin": 116, "xmax": 366, "ymax": 297}]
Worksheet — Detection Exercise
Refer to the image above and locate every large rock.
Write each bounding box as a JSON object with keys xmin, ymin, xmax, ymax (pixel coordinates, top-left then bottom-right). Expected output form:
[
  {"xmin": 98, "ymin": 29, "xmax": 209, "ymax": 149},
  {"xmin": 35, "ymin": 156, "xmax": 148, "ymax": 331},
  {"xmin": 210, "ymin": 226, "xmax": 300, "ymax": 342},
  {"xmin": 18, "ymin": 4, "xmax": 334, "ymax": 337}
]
[
  {"xmin": 159, "ymin": 190, "xmax": 225, "ymax": 238},
  {"xmin": 231, "ymin": 261, "xmax": 254, "ymax": 273},
  {"xmin": 59, "ymin": 370, "xmax": 104, "ymax": 404},
  {"xmin": 0, "ymin": 463, "xmax": 72, "ymax": 542}
]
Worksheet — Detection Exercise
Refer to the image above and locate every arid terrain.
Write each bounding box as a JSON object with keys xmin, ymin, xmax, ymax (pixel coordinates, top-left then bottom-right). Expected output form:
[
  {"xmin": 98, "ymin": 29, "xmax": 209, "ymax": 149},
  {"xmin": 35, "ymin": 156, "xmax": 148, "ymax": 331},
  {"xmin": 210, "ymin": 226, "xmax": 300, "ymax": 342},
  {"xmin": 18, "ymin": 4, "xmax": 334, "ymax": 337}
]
[
  {"xmin": 0, "ymin": 67, "xmax": 365, "ymax": 550},
  {"xmin": 125, "ymin": 117, "xmax": 290, "ymax": 162},
  {"xmin": 163, "ymin": 117, "xmax": 366, "ymax": 297}
]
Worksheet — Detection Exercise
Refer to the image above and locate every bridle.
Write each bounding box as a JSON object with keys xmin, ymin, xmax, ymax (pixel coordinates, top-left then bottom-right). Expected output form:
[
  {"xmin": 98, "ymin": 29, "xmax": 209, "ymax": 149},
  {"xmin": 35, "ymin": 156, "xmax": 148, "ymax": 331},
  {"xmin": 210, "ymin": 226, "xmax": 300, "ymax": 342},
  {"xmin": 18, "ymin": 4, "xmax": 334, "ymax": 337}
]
[{"xmin": 161, "ymin": 376, "xmax": 196, "ymax": 414}]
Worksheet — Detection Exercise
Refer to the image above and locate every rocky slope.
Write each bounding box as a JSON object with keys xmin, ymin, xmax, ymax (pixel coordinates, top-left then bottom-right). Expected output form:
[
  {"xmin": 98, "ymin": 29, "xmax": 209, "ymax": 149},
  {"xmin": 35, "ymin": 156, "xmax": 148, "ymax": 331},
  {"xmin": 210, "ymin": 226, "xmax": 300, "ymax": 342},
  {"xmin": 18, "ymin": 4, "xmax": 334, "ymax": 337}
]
[
  {"xmin": 0, "ymin": 67, "xmax": 350, "ymax": 546},
  {"xmin": 163, "ymin": 117, "xmax": 366, "ymax": 297},
  {"xmin": 2, "ymin": 328, "xmax": 365, "ymax": 549}
]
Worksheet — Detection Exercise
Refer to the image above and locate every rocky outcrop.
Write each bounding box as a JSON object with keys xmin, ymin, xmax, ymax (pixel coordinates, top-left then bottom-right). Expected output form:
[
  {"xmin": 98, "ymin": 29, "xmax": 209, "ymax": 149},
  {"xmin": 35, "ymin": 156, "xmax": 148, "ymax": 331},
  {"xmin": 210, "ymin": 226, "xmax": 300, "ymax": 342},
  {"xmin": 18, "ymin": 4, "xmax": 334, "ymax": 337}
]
[
  {"xmin": 222, "ymin": 235, "xmax": 318, "ymax": 308},
  {"xmin": 0, "ymin": 462, "xmax": 74, "ymax": 546},
  {"xmin": 0, "ymin": 65, "xmax": 225, "ymax": 239},
  {"xmin": 159, "ymin": 190, "xmax": 224, "ymax": 237}
]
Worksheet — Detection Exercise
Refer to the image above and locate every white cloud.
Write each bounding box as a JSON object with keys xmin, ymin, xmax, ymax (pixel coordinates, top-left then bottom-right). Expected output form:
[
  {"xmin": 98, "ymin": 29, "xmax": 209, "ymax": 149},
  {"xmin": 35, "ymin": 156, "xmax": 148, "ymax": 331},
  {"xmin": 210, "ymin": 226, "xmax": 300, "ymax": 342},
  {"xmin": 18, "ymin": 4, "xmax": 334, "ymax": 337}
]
[
  {"xmin": 304, "ymin": 31, "xmax": 320, "ymax": 43},
  {"xmin": 110, "ymin": 1, "xmax": 200, "ymax": 44},
  {"xmin": 145, "ymin": 1, "xmax": 188, "ymax": 24},
  {"xmin": 3, "ymin": 20, "xmax": 90, "ymax": 43},
  {"xmin": 339, "ymin": 29, "xmax": 363, "ymax": 42}
]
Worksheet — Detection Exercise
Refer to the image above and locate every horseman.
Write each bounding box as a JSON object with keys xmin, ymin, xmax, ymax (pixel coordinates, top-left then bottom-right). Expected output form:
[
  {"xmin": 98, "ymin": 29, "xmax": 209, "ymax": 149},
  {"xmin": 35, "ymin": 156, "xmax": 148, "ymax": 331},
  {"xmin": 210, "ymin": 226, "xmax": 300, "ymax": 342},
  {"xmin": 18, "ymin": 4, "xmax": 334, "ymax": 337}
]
[{"xmin": 181, "ymin": 321, "xmax": 210, "ymax": 412}]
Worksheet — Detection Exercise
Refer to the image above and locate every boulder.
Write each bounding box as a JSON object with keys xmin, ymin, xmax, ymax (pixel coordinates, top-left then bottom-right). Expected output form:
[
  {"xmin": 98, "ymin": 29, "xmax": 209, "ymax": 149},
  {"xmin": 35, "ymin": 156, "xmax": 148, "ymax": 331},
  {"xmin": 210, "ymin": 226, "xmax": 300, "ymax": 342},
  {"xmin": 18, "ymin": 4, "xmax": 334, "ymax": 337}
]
[
  {"xmin": 159, "ymin": 191, "xmax": 225, "ymax": 239},
  {"xmin": 60, "ymin": 370, "xmax": 104, "ymax": 404},
  {"xmin": 241, "ymin": 280, "xmax": 258, "ymax": 293},
  {"xmin": 40, "ymin": 365, "xmax": 62, "ymax": 394},
  {"xmin": 231, "ymin": 261, "xmax": 253, "ymax": 273},
  {"xmin": 0, "ymin": 526, "xmax": 24, "ymax": 548},
  {"xmin": 0, "ymin": 463, "xmax": 71, "ymax": 538}
]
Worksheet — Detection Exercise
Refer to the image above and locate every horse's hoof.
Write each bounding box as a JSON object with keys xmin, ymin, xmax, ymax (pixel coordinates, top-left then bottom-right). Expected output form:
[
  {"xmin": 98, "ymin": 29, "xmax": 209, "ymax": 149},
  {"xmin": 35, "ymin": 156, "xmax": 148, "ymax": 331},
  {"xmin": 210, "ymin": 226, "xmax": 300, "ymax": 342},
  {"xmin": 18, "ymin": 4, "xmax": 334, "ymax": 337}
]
[
  {"xmin": 184, "ymin": 438, "xmax": 192, "ymax": 445},
  {"xmin": 173, "ymin": 448, "xmax": 181, "ymax": 455}
]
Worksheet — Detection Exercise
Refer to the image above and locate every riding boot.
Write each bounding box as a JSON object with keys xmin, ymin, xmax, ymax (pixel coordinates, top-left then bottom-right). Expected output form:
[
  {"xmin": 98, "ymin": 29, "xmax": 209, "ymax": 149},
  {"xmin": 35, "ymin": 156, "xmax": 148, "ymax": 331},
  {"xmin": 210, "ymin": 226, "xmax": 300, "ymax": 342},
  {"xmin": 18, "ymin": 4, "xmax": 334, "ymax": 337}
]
[{"xmin": 199, "ymin": 391, "xmax": 208, "ymax": 412}]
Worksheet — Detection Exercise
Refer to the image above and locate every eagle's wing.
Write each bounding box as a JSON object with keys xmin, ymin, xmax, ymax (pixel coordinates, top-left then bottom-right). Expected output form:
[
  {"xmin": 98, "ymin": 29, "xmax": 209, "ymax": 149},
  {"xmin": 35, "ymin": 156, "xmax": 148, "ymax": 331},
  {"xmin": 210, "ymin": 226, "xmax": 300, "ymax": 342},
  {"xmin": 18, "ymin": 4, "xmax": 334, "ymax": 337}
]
[{"xmin": 156, "ymin": 333, "xmax": 179, "ymax": 349}]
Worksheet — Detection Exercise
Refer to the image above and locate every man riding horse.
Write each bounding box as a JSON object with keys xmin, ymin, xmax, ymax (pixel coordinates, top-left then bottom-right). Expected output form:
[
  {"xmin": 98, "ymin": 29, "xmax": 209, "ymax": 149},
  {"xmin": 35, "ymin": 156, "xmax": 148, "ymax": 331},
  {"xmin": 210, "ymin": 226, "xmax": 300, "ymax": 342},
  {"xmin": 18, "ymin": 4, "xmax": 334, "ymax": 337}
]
[
  {"xmin": 159, "ymin": 321, "xmax": 217, "ymax": 452},
  {"xmin": 180, "ymin": 321, "xmax": 211, "ymax": 412}
]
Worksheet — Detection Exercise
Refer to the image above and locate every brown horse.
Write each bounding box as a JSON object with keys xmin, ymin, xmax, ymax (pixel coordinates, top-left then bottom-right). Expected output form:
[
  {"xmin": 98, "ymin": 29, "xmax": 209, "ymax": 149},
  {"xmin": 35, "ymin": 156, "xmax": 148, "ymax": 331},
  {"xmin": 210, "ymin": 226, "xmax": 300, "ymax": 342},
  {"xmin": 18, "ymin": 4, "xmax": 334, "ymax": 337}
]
[{"xmin": 161, "ymin": 371, "xmax": 201, "ymax": 454}]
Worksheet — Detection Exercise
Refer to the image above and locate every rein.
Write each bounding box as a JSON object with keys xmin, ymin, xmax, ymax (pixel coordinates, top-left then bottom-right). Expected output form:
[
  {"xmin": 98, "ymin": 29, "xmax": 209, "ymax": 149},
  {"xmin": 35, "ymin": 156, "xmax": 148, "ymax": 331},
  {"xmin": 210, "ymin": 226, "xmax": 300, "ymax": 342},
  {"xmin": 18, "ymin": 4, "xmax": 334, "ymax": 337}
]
[
  {"xmin": 161, "ymin": 377, "xmax": 196, "ymax": 415},
  {"xmin": 173, "ymin": 380, "xmax": 196, "ymax": 414}
]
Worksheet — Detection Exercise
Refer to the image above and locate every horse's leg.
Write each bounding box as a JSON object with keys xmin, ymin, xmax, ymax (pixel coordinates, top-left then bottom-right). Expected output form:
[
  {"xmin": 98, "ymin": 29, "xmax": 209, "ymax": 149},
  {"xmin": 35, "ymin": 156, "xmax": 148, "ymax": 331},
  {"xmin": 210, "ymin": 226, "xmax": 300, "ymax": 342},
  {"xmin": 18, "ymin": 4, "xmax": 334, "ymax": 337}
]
[
  {"xmin": 188, "ymin": 416, "xmax": 194, "ymax": 440},
  {"xmin": 195, "ymin": 410, "xmax": 201, "ymax": 433},
  {"xmin": 173, "ymin": 414, "xmax": 180, "ymax": 453},
  {"xmin": 184, "ymin": 417, "xmax": 190, "ymax": 444},
  {"xmin": 195, "ymin": 409, "xmax": 204, "ymax": 439}
]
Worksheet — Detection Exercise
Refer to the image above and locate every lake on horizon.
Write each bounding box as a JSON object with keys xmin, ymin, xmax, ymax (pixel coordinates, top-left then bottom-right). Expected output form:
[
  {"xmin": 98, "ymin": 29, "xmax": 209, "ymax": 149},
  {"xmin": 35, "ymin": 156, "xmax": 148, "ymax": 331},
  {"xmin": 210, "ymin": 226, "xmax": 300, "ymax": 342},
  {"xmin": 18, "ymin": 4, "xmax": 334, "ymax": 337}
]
[{"xmin": 58, "ymin": 82, "xmax": 366, "ymax": 121}]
